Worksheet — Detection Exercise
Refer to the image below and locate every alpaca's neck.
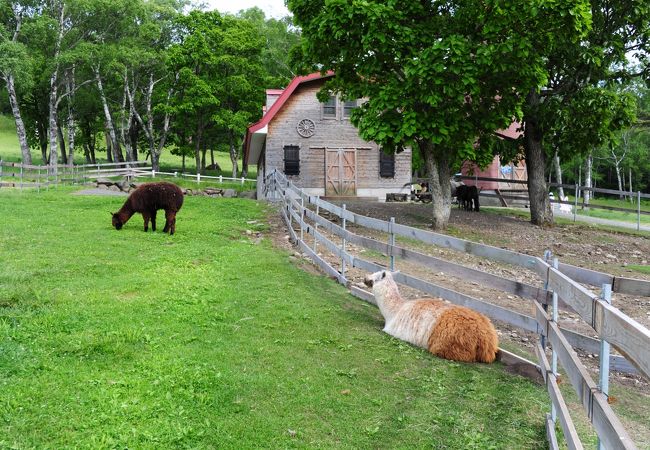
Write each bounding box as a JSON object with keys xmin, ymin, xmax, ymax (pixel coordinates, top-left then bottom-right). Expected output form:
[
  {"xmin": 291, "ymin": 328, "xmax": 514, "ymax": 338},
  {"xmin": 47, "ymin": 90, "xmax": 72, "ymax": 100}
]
[
  {"xmin": 374, "ymin": 282, "xmax": 404, "ymax": 319},
  {"xmin": 117, "ymin": 204, "xmax": 135, "ymax": 224}
]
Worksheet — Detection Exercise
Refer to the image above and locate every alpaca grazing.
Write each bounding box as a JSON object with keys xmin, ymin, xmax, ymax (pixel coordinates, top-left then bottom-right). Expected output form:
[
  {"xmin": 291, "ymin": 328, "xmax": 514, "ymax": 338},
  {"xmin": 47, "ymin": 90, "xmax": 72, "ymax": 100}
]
[
  {"xmin": 364, "ymin": 271, "xmax": 498, "ymax": 363},
  {"xmin": 112, "ymin": 182, "xmax": 184, "ymax": 235}
]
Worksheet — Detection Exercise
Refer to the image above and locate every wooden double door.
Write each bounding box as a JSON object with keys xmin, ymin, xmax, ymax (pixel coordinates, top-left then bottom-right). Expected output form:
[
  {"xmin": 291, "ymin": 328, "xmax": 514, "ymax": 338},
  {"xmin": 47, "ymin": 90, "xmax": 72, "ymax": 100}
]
[{"xmin": 325, "ymin": 148, "xmax": 357, "ymax": 196}]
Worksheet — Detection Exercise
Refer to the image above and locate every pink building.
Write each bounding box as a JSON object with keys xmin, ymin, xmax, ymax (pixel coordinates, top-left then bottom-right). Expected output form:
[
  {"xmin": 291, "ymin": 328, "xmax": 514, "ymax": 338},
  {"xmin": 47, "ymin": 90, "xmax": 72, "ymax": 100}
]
[{"xmin": 461, "ymin": 121, "xmax": 527, "ymax": 191}]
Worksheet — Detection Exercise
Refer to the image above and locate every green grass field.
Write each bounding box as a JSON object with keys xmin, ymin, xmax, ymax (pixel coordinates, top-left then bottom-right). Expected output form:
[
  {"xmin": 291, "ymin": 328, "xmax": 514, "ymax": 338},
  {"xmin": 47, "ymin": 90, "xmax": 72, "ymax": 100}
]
[
  {"xmin": 0, "ymin": 188, "xmax": 550, "ymax": 448},
  {"xmin": 551, "ymin": 191, "xmax": 650, "ymax": 226},
  {"xmin": 0, "ymin": 114, "xmax": 256, "ymax": 179}
]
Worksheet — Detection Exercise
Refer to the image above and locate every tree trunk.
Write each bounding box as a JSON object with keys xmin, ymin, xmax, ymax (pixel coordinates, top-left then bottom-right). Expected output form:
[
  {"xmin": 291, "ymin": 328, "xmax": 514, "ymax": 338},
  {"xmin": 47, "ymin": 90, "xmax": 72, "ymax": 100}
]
[
  {"xmin": 95, "ymin": 67, "xmax": 122, "ymax": 163},
  {"xmin": 38, "ymin": 121, "xmax": 48, "ymax": 164},
  {"xmin": 58, "ymin": 124, "xmax": 67, "ymax": 164},
  {"xmin": 105, "ymin": 127, "xmax": 113, "ymax": 163},
  {"xmin": 195, "ymin": 134, "xmax": 202, "ymax": 175},
  {"xmin": 4, "ymin": 74, "xmax": 32, "ymax": 164},
  {"xmin": 229, "ymin": 130, "xmax": 239, "ymax": 178},
  {"xmin": 419, "ymin": 140, "xmax": 452, "ymax": 230},
  {"xmin": 523, "ymin": 90, "xmax": 553, "ymax": 226},
  {"xmin": 120, "ymin": 74, "xmax": 135, "ymax": 163},
  {"xmin": 584, "ymin": 151, "xmax": 592, "ymax": 206},
  {"xmin": 614, "ymin": 159, "xmax": 623, "ymax": 200},
  {"xmin": 130, "ymin": 116, "xmax": 139, "ymax": 161},
  {"xmin": 47, "ymin": 2, "xmax": 67, "ymax": 174},
  {"xmin": 553, "ymin": 151, "xmax": 564, "ymax": 199},
  {"xmin": 90, "ymin": 131, "xmax": 96, "ymax": 164},
  {"xmin": 210, "ymin": 147, "xmax": 215, "ymax": 169},
  {"xmin": 48, "ymin": 69, "xmax": 60, "ymax": 170},
  {"xmin": 64, "ymin": 67, "xmax": 76, "ymax": 165}
]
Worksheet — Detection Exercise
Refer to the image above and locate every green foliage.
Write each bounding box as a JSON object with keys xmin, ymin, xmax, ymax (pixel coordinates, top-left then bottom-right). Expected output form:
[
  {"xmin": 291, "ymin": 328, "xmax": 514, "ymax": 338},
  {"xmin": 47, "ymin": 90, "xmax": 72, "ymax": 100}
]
[
  {"xmin": 0, "ymin": 189, "xmax": 549, "ymax": 448},
  {"xmin": 289, "ymin": 0, "xmax": 591, "ymax": 228},
  {"xmin": 237, "ymin": 7, "xmax": 300, "ymax": 88},
  {"xmin": 167, "ymin": 10, "xmax": 265, "ymax": 173}
]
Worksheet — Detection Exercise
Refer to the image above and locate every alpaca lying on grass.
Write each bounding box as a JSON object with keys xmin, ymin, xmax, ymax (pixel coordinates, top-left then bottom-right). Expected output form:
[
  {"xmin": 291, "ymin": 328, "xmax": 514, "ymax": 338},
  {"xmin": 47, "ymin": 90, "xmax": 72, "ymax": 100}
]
[
  {"xmin": 112, "ymin": 182, "xmax": 184, "ymax": 235},
  {"xmin": 364, "ymin": 270, "xmax": 498, "ymax": 363}
]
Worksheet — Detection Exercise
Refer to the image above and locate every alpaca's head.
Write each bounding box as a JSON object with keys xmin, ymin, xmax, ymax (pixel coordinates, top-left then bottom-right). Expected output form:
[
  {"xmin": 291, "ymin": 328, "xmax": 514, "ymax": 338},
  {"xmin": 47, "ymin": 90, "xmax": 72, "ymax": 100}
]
[
  {"xmin": 364, "ymin": 270, "xmax": 398, "ymax": 290},
  {"xmin": 112, "ymin": 213, "xmax": 123, "ymax": 230}
]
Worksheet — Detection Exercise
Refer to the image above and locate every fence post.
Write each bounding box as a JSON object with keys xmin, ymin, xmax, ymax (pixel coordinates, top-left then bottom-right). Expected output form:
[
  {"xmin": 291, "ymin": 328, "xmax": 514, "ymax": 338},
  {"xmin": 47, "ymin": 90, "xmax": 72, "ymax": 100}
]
[
  {"xmin": 389, "ymin": 217, "xmax": 395, "ymax": 271},
  {"xmin": 37, "ymin": 167, "xmax": 41, "ymax": 193},
  {"xmin": 314, "ymin": 196, "xmax": 320, "ymax": 252},
  {"xmin": 196, "ymin": 172, "xmax": 200, "ymax": 183},
  {"xmin": 638, "ymin": 191, "xmax": 641, "ymax": 231},
  {"xmin": 152, "ymin": 170, "xmax": 156, "ymax": 179},
  {"xmin": 550, "ymin": 257, "xmax": 560, "ymax": 423},
  {"xmin": 20, "ymin": 164, "xmax": 23, "ymax": 191},
  {"xmin": 541, "ymin": 250, "xmax": 552, "ymax": 349},
  {"xmin": 0, "ymin": 160, "xmax": 3, "ymax": 188},
  {"xmin": 300, "ymin": 195, "xmax": 305, "ymax": 242},
  {"xmin": 241, "ymin": 176, "xmax": 245, "ymax": 186},
  {"xmin": 573, "ymin": 184, "xmax": 578, "ymax": 222},
  {"xmin": 341, "ymin": 204, "xmax": 347, "ymax": 278},
  {"xmin": 597, "ymin": 283, "xmax": 613, "ymax": 450},
  {"xmin": 287, "ymin": 182, "xmax": 293, "ymax": 231},
  {"xmin": 219, "ymin": 175, "xmax": 223, "ymax": 184}
]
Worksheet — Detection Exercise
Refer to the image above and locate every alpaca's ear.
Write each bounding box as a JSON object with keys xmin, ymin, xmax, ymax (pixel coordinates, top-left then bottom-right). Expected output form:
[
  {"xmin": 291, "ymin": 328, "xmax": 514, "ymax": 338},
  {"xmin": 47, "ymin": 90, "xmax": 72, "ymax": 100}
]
[{"xmin": 381, "ymin": 271, "xmax": 386, "ymax": 279}]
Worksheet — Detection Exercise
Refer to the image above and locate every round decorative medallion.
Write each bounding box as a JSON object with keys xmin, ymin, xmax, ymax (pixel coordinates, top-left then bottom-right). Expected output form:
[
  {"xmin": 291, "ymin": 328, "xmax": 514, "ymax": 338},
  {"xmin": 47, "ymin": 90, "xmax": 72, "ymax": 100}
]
[{"xmin": 296, "ymin": 118, "xmax": 316, "ymax": 138}]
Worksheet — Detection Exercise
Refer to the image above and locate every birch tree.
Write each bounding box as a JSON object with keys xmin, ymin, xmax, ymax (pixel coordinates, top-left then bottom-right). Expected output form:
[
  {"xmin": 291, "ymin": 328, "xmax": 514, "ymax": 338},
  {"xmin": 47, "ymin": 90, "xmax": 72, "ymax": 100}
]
[{"xmin": 0, "ymin": 0, "xmax": 34, "ymax": 164}]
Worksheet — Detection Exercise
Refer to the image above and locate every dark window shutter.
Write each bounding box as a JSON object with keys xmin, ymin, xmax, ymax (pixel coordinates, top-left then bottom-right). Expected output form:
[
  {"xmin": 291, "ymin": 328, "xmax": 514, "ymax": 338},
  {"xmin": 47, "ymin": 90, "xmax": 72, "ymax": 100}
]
[
  {"xmin": 284, "ymin": 145, "xmax": 300, "ymax": 175},
  {"xmin": 379, "ymin": 150, "xmax": 395, "ymax": 178}
]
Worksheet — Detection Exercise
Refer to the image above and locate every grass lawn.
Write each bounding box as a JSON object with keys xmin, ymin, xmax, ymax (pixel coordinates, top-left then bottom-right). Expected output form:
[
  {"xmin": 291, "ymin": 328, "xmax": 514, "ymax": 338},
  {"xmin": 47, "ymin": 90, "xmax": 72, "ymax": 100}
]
[
  {"xmin": 1, "ymin": 187, "xmax": 549, "ymax": 448},
  {"xmin": 483, "ymin": 206, "xmax": 650, "ymax": 236}
]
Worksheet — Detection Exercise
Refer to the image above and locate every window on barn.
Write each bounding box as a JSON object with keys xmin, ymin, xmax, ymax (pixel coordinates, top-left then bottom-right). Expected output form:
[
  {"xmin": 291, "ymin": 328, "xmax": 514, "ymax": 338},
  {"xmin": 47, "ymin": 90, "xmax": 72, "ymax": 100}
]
[
  {"xmin": 379, "ymin": 149, "xmax": 395, "ymax": 178},
  {"xmin": 322, "ymin": 96, "xmax": 337, "ymax": 118},
  {"xmin": 284, "ymin": 145, "xmax": 300, "ymax": 175},
  {"xmin": 343, "ymin": 100, "xmax": 357, "ymax": 118}
]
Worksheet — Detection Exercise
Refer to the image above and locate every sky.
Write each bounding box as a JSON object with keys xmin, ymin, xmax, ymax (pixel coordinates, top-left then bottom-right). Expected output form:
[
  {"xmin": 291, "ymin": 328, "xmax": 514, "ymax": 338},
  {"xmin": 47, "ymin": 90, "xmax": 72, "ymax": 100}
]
[{"xmin": 204, "ymin": 0, "xmax": 290, "ymax": 18}]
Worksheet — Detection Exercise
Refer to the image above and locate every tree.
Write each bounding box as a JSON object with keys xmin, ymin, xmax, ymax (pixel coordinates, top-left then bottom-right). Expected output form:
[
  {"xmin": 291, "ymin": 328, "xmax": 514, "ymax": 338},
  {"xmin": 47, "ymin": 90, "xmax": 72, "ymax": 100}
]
[
  {"xmin": 289, "ymin": 0, "xmax": 590, "ymax": 229},
  {"xmin": 520, "ymin": 1, "xmax": 650, "ymax": 225},
  {"xmin": 237, "ymin": 7, "xmax": 300, "ymax": 88},
  {"xmin": 169, "ymin": 11, "xmax": 265, "ymax": 176},
  {"xmin": 0, "ymin": 0, "xmax": 35, "ymax": 164}
]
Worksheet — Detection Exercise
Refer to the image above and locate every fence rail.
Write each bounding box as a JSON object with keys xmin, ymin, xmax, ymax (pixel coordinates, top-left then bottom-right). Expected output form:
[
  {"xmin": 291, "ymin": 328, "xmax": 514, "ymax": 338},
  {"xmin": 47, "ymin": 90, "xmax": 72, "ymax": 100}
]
[
  {"xmin": 0, "ymin": 160, "xmax": 256, "ymax": 189},
  {"xmin": 267, "ymin": 169, "xmax": 649, "ymax": 450},
  {"xmin": 414, "ymin": 174, "xmax": 650, "ymax": 229}
]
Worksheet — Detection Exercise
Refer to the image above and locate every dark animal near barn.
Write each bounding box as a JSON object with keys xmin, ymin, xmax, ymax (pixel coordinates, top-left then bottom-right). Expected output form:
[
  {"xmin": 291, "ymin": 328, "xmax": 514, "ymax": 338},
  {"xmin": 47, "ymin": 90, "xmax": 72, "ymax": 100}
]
[
  {"xmin": 455, "ymin": 185, "xmax": 480, "ymax": 212},
  {"xmin": 112, "ymin": 182, "xmax": 184, "ymax": 235}
]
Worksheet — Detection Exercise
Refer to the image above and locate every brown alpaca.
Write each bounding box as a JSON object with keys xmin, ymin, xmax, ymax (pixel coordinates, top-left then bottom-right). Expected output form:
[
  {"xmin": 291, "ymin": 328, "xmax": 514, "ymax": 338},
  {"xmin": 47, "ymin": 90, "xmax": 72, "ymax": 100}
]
[
  {"xmin": 363, "ymin": 270, "xmax": 498, "ymax": 363},
  {"xmin": 112, "ymin": 182, "xmax": 184, "ymax": 235}
]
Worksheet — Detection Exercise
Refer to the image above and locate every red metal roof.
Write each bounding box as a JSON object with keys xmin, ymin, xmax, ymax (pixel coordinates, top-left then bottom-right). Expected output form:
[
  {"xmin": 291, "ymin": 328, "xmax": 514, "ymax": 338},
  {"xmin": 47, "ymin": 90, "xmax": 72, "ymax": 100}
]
[{"xmin": 244, "ymin": 71, "xmax": 334, "ymax": 166}]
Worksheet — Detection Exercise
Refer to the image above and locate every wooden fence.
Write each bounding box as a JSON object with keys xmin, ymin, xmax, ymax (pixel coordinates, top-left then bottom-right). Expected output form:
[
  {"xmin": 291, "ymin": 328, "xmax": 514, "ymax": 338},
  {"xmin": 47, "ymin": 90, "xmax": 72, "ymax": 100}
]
[
  {"xmin": 0, "ymin": 160, "xmax": 256, "ymax": 189},
  {"xmin": 267, "ymin": 169, "xmax": 650, "ymax": 450},
  {"xmin": 451, "ymin": 175, "xmax": 650, "ymax": 230}
]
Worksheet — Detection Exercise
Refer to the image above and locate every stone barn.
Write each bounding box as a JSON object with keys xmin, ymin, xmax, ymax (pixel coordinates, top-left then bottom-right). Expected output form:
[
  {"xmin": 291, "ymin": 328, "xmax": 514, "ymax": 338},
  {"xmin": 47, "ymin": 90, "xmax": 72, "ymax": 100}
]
[{"xmin": 243, "ymin": 72, "xmax": 411, "ymax": 200}]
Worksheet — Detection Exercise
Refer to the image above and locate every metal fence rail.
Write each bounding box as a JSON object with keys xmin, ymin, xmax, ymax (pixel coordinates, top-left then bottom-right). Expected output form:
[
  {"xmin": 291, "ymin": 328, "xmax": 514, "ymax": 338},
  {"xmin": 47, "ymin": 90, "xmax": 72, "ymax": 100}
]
[{"xmin": 267, "ymin": 169, "xmax": 649, "ymax": 450}]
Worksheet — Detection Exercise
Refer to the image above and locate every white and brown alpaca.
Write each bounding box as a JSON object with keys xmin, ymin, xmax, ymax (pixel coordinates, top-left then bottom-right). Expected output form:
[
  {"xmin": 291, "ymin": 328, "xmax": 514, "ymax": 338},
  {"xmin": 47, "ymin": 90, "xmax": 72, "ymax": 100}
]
[{"xmin": 364, "ymin": 270, "xmax": 498, "ymax": 363}]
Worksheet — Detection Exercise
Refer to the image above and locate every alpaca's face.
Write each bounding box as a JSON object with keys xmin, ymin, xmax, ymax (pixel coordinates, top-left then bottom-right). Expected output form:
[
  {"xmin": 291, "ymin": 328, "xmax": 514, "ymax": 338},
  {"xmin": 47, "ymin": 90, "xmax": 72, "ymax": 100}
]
[
  {"xmin": 364, "ymin": 270, "xmax": 391, "ymax": 288},
  {"xmin": 112, "ymin": 213, "xmax": 123, "ymax": 230}
]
